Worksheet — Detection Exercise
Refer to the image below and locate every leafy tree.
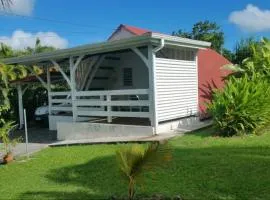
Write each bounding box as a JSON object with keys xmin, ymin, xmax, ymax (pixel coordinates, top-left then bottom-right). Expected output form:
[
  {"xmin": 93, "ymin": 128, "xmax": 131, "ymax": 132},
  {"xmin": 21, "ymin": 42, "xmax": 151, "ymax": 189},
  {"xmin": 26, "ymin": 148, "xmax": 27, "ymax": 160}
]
[
  {"xmin": 0, "ymin": 43, "xmax": 14, "ymax": 58},
  {"xmin": 25, "ymin": 38, "xmax": 56, "ymax": 54},
  {"xmin": 222, "ymin": 48, "xmax": 234, "ymax": 62},
  {"xmin": 224, "ymin": 38, "xmax": 269, "ymax": 77},
  {"xmin": 233, "ymin": 37, "xmax": 259, "ymax": 64},
  {"xmin": 0, "ymin": 38, "xmax": 56, "ymax": 59},
  {"xmin": 0, "ymin": 63, "xmax": 27, "ymax": 125},
  {"xmin": 218, "ymin": 38, "xmax": 259, "ymax": 64},
  {"xmin": 0, "ymin": 39, "xmax": 56, "ymax": 122},
  {"xmin": 173, "ymin": 20, "xmax": 224, "ymax": 52}
]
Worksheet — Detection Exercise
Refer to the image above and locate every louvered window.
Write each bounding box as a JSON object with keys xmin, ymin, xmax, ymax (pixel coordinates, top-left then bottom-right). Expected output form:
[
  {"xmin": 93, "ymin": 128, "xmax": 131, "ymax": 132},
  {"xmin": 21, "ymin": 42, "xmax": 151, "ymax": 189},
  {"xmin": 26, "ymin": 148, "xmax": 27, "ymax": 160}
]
[
  {"xmin": 156, "ymin": 47, "xmax": 195, "ymax": 61},
  {"xmin": 123, "ymin": 68, "xmax": 133, "ymax": 86}
]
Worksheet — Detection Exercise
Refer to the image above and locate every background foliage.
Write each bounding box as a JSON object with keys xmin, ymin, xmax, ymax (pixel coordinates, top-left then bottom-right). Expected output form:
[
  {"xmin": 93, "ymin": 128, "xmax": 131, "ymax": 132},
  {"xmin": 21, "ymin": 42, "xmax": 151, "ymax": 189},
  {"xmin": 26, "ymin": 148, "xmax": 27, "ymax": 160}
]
[
  {"xmin": 0, "ymin": 39, "xmax": 56, "ymax": 123},
  {"xmin": 173, "ymin": 20, "xmax": 224, "ymax": 53}
]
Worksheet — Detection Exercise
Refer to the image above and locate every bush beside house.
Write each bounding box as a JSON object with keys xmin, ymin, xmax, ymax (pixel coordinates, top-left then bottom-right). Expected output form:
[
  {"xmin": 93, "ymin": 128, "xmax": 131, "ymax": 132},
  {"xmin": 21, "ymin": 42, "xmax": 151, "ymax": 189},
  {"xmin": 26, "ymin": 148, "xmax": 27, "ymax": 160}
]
[{"xmin": 208, "ymin": 38, "xmax": 270, "ymax": 136}]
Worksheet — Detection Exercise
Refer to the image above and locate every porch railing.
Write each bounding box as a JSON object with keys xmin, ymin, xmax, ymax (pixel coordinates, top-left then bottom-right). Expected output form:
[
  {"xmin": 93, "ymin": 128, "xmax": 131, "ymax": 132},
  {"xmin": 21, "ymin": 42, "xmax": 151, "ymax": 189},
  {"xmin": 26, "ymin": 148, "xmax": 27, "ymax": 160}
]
[
  {"xmin": 49, "ymin": 91, "xmax": 72, "ymax": 113},
  {"xmin": 48, "ymin": 89, "xmax": 150, "ymax": 122},
  {"xmin": 75, "ymin": 89, "xmax": 150, "ymax": 122}
]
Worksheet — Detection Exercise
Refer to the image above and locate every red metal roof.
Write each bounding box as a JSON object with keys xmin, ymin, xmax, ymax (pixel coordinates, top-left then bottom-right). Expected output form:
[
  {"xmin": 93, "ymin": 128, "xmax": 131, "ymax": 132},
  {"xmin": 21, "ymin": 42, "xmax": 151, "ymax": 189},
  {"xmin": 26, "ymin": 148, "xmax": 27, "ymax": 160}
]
[
  {"xmin": 108, "ymin": 24, "xmax": 151, "ymax": 40},
  {"xmin": 197, "ymin": 48, "xmax": 232, "ymax": 118},
  {"xmin": 121, "ymin": 24, "xmax": 150, "ymax": 35}
]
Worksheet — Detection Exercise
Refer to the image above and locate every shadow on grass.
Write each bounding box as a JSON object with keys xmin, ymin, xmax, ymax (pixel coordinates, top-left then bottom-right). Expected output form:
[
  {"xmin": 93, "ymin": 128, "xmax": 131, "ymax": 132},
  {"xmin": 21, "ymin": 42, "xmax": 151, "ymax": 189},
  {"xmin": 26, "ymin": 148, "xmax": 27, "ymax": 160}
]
[
  {"xmin": 19, "ymin": 145, "xmax": 270, "ymax": 200},
  {"xmin": 184, "ymin": 126, "xmax": 216, "ymax": 138},
  {"xmin": 20, "ymin": 153, "xmax": 126, "ymax": 200},
  {"xmin": 20, "ymin": 191, "xmax": 103, "ymax": 200}
]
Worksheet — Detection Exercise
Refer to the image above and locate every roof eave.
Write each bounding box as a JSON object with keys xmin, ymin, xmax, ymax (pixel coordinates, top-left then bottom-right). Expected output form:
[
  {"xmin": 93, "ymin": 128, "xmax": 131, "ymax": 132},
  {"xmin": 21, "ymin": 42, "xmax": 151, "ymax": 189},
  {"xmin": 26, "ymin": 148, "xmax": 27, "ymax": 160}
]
[
  {"xmin": 2, "ymin": 33, "xmax": 211, "ymax": 65},
  {"xmin": 149, "ymin": 32, "xmax": 211, "ymax": 49},
  {"xmin": 2, "ymin": 34, "xmax": 153, "ymax": 65}
]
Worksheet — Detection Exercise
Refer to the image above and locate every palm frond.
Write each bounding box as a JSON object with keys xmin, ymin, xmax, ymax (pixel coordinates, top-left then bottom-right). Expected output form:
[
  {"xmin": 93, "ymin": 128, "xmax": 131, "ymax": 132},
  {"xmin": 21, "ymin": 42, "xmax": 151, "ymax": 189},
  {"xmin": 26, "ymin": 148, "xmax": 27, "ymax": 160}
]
[
  {"xmin": 116, "ymin": 141, "xmax": 172, "ymax": 199},
  {"xmin": 222, "ymin": 64, "xmax": 245, "ymax": 73}
]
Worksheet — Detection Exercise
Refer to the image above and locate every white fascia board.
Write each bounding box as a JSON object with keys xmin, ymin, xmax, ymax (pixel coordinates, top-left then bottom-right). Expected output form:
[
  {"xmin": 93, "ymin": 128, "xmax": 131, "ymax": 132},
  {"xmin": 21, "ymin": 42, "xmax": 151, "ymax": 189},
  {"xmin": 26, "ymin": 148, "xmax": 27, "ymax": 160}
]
[
  {"xmin": 2, "ymin": 32, "xmax": 211, "ymax": 66},
  {"xmin": 2, "ymin": 35, "xmax": 152, "ymax": 65},
  {"xmin": 149, "ymin": 32, "xmax": 211, "ymax": 49}
]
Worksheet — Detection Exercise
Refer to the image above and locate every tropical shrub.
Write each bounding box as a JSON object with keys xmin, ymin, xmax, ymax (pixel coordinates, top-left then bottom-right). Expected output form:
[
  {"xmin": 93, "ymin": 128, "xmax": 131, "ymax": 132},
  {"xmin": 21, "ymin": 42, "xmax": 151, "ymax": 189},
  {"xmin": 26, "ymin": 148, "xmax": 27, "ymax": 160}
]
[
  {"xmin": 0, "ymin": 63, "xmax": 26, "ymax": 162},
  {"xmin": 0, "ymin": 121, "xmax": 20, "ymax": 155},
  {"xmin": 0, "ymin": 41, "xmax": 56, "ymax": 122},
  {"xmin": 116, "ymin": 142, "xmax": 172, "ymax": 200},
  {"xmin": 0, "ymin": 63, "xmax": 27, "ymax": 124},
  {"xmin": 208, "ymin": 74, "xmax": 270, "ymax": 136},
  {"xmin": 208, "ymin": 37, "xmax": 270, "ymax": 136}
]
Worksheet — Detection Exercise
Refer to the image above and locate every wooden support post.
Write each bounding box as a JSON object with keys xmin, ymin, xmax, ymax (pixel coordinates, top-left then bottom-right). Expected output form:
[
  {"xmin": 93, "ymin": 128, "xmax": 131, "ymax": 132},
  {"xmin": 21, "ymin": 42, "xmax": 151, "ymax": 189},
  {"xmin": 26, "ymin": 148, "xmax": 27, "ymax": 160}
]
[
  {"xmin": 46, "ymin": 67, "xmax": 52, "ymax": 115},
  {"xmin": 72, "ymin": 55, "xmax": 84, "ymax": 75},
  {"xmin": 70, "ymin": 57, "xmax": 78, "ymax": 122},
  {"xmin": 107, "ymin": 94, "xmax": 112, "ymax": 123},
  {"xmin": 51, "ymin": 60, "xmax": 72, "ymax": 88},
  {"xmin": 100, "ymin": 95, "xmax": 105, "ymax": 111},
  {"xmin": 132, "ymin": 46, "xmax": 157, "ymax": 133},
  {"xmin": 148, "ymin": 45, "xmax": 158, "ymax": 134},
  {"xmin": 17, "ymin": 84, "xmax": 24, "ymax": 129}
]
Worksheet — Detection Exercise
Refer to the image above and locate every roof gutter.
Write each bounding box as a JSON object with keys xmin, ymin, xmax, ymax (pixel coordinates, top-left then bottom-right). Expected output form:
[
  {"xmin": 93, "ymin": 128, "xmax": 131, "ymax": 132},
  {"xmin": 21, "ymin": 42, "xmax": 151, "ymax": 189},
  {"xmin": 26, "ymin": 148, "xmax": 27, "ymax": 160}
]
[
  {"xmin": 150, "ymin": 32, "xmax": 211, "ymax": 49},
  {"xmin": 153, "ymin": 38, "xmax": 165, "ymax": 53}
]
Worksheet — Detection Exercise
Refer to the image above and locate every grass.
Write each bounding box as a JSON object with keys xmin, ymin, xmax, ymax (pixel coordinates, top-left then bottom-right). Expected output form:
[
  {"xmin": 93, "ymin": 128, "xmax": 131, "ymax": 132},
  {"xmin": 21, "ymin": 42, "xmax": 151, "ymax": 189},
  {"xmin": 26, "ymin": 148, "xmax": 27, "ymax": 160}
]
[{"xmin": 0, "ymin": 128, "xmax": 270, "ymax": 199}]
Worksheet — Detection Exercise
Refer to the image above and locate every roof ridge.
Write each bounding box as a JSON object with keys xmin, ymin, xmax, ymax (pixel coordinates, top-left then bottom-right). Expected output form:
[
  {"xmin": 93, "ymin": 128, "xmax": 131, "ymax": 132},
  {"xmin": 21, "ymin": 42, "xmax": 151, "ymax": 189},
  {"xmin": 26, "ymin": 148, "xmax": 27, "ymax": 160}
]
[{"xmin": 121, "ymin": 24, "xmax": 151, "ymax": 35}]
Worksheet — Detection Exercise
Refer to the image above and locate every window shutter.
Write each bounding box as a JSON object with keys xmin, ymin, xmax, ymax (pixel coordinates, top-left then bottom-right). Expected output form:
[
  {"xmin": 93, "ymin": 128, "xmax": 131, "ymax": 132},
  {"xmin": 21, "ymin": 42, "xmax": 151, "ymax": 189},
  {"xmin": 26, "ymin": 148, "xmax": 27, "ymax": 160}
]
[{"xmin": 123, "ymin": 68, "xmax": 133, "ymax": 86}]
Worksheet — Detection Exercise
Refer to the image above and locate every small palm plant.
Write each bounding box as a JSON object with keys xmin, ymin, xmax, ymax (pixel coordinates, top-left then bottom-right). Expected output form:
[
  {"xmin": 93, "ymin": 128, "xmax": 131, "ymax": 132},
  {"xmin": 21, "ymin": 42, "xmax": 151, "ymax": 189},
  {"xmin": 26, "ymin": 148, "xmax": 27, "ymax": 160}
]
[
  {"xmin": 116, "ymin": 141, "xmax": 172, "ymax": 200},
  {"xmin": 0, "ymin": 121, "xmax": 21, "ymax": 163},
  {"xmin": 0, "ymin": 63, "xmax": 26, "ymax": 163},
  {"xmin": 0, "ymin": 63, "xmax": 27, "ymax": 126}
]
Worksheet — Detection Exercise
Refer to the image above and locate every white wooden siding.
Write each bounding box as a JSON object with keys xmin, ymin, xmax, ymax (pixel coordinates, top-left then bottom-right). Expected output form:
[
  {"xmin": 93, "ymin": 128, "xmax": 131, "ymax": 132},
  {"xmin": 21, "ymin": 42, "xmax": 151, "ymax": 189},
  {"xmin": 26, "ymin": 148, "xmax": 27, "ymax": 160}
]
[{"xmin": 155, "ymin": 58, "xmax": 198, "ymax": 122}]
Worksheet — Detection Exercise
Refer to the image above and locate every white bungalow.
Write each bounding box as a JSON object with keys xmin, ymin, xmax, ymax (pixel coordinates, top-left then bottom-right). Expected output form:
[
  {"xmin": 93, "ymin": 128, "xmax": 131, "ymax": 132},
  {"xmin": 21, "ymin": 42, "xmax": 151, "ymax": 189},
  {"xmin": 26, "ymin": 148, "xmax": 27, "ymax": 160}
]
[{"xmin": 3, "ymin": 25, "xmax": 211, "ymax": 140}]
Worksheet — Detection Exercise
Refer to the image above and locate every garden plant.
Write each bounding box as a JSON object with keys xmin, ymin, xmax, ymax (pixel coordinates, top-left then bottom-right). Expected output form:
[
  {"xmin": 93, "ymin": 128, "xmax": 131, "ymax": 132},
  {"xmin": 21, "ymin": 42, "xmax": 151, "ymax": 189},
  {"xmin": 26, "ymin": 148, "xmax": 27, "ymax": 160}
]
[{"xmin": 208, "ymin": 38, "xmax": 270, "ymax": 136}]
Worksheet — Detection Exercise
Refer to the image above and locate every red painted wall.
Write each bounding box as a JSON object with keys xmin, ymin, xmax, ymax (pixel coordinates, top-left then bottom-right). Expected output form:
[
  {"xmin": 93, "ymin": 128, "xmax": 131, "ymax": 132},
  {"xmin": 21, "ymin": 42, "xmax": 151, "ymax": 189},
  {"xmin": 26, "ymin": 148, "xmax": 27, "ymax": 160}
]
[{"xmin": 198, "ymin": 48, "xmax": 231, "ymax": 118}]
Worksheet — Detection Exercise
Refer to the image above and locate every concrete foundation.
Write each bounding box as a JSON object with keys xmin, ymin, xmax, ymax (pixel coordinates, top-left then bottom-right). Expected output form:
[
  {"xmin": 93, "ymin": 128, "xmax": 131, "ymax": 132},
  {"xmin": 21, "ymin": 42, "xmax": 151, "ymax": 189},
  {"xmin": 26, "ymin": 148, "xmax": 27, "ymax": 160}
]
[
  {"xmin": 56, "ymin": 116, "xmax": 211, "ymax": 141},
  {"xmin": 49, "ymin": 115, "xmax": 92, "ymax": 131},
  {"xmin": 57, "ymin": 122, "xmax": 153, "ymax": 140},
  {"xmin": 156, "ymin": 116, "xmax": 209, "ymax": 134}
]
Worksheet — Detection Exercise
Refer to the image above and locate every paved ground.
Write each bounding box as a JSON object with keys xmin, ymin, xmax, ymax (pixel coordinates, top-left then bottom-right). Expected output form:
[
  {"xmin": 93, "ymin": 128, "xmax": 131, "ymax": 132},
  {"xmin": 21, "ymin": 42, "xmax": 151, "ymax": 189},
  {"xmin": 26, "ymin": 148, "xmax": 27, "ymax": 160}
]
[
  {"xmin": 0, "ymin": 127, "xmax": 57, "ymax": 160},
  {"xmin": 0, "ymin": 119, "xmax": 212, "ymax": 158}
]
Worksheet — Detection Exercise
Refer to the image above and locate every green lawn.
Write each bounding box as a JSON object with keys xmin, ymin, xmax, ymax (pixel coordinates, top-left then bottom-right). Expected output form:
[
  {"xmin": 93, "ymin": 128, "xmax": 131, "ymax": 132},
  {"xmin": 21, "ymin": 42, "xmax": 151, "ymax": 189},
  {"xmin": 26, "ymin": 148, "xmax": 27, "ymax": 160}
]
[{"xmin": 0, "ymin": 128, "xmax": 270, "ymax": 200}]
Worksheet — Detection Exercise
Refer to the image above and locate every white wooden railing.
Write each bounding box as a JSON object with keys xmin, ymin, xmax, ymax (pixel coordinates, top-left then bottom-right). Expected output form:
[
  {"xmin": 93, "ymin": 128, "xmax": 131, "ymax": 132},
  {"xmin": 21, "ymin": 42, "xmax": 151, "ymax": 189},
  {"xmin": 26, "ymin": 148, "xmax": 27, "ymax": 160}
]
[
  {"xmin": 49, "ymin": 91, "xmax": 72, "ymax": 113},
  {"xmin": 48, "ymin": 89, "xmax": 150, "ymax": 122},
  {"xmin": 75, "ymin": 89, "xmax": 150, "ymax": 122}
]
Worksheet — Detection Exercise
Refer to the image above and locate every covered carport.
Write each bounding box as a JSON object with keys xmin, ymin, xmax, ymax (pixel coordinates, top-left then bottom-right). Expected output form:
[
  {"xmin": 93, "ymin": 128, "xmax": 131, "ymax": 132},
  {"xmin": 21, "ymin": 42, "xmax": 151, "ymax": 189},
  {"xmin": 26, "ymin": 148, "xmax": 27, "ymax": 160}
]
[{"xmin": 11, "ymin": 71, "xmax": 66, "ymax": 129}]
